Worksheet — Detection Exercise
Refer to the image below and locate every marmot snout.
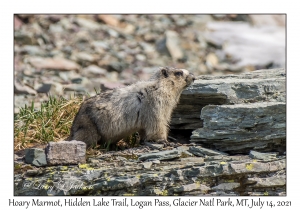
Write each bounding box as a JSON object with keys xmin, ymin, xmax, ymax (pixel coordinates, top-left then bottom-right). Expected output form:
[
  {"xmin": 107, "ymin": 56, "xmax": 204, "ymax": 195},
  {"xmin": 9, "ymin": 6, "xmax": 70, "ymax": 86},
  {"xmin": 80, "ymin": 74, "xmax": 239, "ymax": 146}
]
[{"xmin": 68, "ymin": 67, "xmax": 195, "ymax": 148}]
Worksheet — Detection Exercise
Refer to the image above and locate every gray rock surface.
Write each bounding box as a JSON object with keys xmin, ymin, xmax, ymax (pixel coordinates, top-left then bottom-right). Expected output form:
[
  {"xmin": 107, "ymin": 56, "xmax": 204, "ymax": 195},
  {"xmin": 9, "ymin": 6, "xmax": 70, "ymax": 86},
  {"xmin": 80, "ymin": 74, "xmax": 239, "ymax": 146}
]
[
  {"xmin": 25, "ymin": 148, "xmax": 47, "ymax": 166},
  {"xmin": 191, "ymin": 102, "xmax": 286, "ymax": 153},
  {"xmin": 171, "ymin": 68, "xmax": 286, "ymax": 154},
  {"xmin": 14, "ymin": 146, "xmax": 286, "ymax": 196},
  {"xmin": 249, "ymin": 150, "xmax": 278, "ymax": 161},
  {"xmin": 46, "ymin": 140, "xmax": 86, "ymax": 165},
  {"xmin": 189, "ymin": 146, "xmax": 228, "ymax": 157},
  {"xmin": 171, "ymin": 68, "xmax": 285, "ymax": 130},
  {"xmin": 138, "ymin": 149, "xmax": 180, "ymax": 161}
]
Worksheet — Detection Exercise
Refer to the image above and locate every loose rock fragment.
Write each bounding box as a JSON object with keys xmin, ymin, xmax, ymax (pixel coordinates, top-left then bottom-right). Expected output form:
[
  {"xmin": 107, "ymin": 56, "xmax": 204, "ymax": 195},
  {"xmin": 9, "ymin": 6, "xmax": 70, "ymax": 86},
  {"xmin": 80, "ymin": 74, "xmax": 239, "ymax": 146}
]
[
  {"xmin": 46, "ymin": 140, "xmax": 86, "ymax": 165},
  {"xmin": 25, "ymin": 148, "xmax": 47, "ymax": 166}
]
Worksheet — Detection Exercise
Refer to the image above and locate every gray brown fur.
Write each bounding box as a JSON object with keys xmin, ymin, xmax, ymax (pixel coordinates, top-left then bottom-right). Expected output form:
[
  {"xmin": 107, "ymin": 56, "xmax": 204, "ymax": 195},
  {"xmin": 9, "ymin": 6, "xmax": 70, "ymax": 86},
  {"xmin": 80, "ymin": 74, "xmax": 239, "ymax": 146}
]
[{"xmin": 68, "ymin": 67, "xmax": 195, "ymax": 148}]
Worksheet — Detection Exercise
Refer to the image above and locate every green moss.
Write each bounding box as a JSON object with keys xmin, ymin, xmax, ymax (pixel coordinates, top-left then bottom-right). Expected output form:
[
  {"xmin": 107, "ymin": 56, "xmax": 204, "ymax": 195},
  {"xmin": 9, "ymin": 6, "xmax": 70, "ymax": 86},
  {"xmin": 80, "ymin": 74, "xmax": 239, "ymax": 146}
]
[
  {"xmin": 120, "ymin": 154, "xmax": 138, "ymax": 160},
  {"xmin": 14, "ymin": 164, "xmax": 33, "ymax": 174},
  {"xmin": 180, "ymin": 153, "xmax": 190, "ymax": 158}
]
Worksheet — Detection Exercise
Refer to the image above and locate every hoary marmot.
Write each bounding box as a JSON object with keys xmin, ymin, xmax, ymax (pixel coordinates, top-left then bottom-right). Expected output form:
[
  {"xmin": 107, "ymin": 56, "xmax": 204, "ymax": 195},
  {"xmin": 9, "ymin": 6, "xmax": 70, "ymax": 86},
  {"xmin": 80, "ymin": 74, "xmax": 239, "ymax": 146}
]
[{"xmin": 68, "ymin": 67, "xmax": 195, "ymax": 148}]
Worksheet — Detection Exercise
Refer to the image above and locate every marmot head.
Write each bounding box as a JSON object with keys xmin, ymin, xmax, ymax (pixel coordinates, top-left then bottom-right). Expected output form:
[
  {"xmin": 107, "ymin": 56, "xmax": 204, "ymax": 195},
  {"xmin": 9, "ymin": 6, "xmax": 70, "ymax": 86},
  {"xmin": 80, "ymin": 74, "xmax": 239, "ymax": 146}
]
[{"xmin": 152, "ymin": 67, "xmax": 195, "ymax": 90}]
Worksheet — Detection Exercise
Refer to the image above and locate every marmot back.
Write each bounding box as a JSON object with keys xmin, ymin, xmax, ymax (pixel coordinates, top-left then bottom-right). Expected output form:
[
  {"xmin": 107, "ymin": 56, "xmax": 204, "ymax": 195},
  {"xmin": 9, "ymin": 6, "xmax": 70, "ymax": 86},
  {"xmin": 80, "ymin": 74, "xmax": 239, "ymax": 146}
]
[{"xmin": 68, "ymin": 67, "xmax": 195, "ymax": 148}]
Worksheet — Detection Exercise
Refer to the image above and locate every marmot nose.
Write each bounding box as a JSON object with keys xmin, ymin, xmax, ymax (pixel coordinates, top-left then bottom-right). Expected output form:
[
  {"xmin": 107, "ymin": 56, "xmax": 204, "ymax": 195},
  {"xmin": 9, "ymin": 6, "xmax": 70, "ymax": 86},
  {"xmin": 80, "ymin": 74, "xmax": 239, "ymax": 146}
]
[{"xmin": 190, "ymin": 73, "xmax": 195, "ymax": 81}]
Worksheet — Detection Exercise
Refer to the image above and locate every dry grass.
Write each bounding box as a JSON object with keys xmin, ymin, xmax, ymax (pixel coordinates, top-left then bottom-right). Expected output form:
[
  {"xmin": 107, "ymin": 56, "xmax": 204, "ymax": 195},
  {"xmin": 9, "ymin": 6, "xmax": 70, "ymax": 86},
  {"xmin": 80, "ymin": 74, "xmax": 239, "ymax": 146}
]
[{"xmin": 14, "ymin": 95, "xmax": 84, "ymax": 151}]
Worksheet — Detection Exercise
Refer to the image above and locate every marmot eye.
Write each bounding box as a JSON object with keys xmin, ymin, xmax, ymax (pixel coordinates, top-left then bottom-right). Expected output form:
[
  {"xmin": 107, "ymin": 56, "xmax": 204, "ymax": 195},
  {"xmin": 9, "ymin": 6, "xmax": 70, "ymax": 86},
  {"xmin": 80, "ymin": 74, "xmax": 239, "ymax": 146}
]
[{"xmin": 175, "ymin": 71, "xmax": 183, "ymax": 76}]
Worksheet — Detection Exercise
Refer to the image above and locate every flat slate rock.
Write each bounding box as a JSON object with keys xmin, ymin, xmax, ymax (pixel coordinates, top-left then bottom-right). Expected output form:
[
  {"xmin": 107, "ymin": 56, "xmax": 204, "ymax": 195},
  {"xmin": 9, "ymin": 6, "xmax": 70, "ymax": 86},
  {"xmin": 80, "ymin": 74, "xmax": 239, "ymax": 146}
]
[
  {"xmin": 249, "ymin": 150, "xmax": 277, "ymax": 161},
  {"xmin": 138, "ymin": 149, "xmax": 180, "ymax": 161},
  {"xmin": 191, "ymin": 102, "xmax": 286, "ymax": 153},
  {"xmin": 189, "ymin": 146, "xmax": 228, "ymax": 157},
  {"xmin": 25, "ymin": 148, "xmax": 47, "ymax": 166}
]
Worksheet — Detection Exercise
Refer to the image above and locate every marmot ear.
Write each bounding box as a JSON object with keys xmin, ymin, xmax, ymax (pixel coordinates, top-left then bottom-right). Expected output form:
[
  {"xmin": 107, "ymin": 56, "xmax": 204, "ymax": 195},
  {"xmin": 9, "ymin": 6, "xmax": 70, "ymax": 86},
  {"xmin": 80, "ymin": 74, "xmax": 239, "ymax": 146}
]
[{"xmin": 161, "ymin": 68, "xmax": 169, "ymax": 78}]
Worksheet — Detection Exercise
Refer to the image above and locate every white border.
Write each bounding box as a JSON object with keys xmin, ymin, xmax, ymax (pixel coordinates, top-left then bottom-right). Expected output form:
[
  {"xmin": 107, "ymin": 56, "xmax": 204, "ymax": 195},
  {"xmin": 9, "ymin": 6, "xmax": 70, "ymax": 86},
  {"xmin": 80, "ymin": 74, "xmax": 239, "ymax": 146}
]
[{"xmin": 3, "ymin": 0, "xmax": 298, "ymax": 209}]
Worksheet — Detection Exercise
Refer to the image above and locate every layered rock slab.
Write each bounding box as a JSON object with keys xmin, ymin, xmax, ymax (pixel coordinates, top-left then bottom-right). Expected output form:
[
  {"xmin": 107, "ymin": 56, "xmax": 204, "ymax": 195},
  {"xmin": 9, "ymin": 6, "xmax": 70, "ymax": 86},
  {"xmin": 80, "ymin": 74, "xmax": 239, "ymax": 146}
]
[
  {"xmin": 171, "ymin": 68, "xmax": 285, "ymax": 130},
  {"xmin": 191, "ymin": 102, "xmax": 286, "ymax": 153}
]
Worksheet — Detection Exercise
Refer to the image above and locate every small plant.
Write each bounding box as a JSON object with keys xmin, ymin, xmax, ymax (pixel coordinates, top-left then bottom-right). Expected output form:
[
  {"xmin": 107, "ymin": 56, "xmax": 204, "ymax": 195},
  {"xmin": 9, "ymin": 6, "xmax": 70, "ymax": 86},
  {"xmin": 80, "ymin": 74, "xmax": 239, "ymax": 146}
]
[{"xmin": 14, "ymin": 95, "xmax": 84, "ymax": 151}]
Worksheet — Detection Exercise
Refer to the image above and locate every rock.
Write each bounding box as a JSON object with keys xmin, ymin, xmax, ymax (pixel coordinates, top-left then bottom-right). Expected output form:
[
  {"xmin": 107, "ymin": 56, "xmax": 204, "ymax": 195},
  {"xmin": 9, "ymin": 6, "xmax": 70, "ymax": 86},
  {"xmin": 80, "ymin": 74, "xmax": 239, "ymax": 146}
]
[
  {"xmin": 14, "ymin": 147, "xmax": 286, "ymax": 196},
  {"xmin": 63, "ymin": 84, "xmax": 86, "ymax": 93},
  {"xmin": 75, "ymin": 17, "xmax": 101, "ymax": 30},
  {"xmin": 189, "ymin": 146, "xmax": 228, "ymax": 157},
  {"xmin": 180, "ymin": 157, "xmax": 204, "ymax": 164},
  {"xmin": 45, "ymin": 140, "xmax": 86, "ymax": 165},
  {"xmin": 152, "ymin": 159, "xmax": 160, "ymax": 164},
  {"xmin": 249, "ymin": 150, "xmax": 277, "ymax": 161},
  {"xmin": 20, "ymin": 45, "xmax": 45, "ymax": 56},
  {"xmin": 73, "ymin": 52, "xmax": 97, "ymax": 63},
  {"xmin": 25, "ymin": 148, "xmax": 47, "ymax": 166},
  {"xmin": 173, "ymin": 183, "xmax": 210, "ymax": 193},
  {"xmin": 138, "ymin": 149, "xmax": 180, "ymax": 161},
  {"xmin": 191, "ymin": 102, "xmax": 286, "ymax": 153},
  {"xmin": 165, "ymin": 30, "xmax": 184, "ymax": 61},
  {"xmin": 14, "ymin": 15, "xmax": 23, "ymax": 30},
  {"xmin": 212, "ymin": 182, "xmax": 240, "ymax": 191},
  {"xmin": 101, "ymin": 82, "xmax": 125, "ymax": 90},
  {"xmin": 84, "ymin": 65, "xmax": 107, "ymax": 75},
  {"xmin": 142, "ymin": 162, "xmax": 152, "ymax": 169},
  {"xmin": 98, "ymin": 15, "xmax": 120, "ymax": 27},
  {"xmin": 144, "ymin": 142, "xmax": 164, "ymax": 150},
  {"xmin": 14, "ymin": 80, "xmax": 37, "ymax": 95},
  {"xmin": 246, "ymin": 175, "xmax": 286, "ymax": 188},
  {"xmin": 206, "ymin": 52, "xmax": 219, "ymax": 70},
  {"xmin": 14, "ymin": 31, "xmax": 36, "ymax": 45},
  {"xmin": 35, "ymin": 83, "xmax": 52, "ymax": 93},
  {"xmin": 171, "ymin": 68, "xmax": 286, "ymax": 130},
  {"xmin": 28, "ymin": 57, "xmax": 80, "ymax": 71}
]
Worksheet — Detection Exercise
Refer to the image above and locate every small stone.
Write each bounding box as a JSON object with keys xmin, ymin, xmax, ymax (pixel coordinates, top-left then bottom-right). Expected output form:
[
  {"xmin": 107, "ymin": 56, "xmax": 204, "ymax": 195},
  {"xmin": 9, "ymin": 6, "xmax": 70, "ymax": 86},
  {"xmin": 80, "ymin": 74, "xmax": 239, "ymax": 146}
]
[
  {"xmin": 35, "ymin": 83, "xmax": 52, "ymax": 93},
  {"xmin": 75, "ymin": 17, "xmax": 101, "ymax": 30},
  {"xmin": 63, "ymin": 84, "xmax": 86, "ymax": 92},
  {"xmin": 75, "ymin": 52, "xmax": 96, "ymax": 62},
  {"xmin": 136, "ymin": 54, "xmax": 146, "ymax": 61},
  {"xmin": 206, "ymin": 52, "xmax": 219, "ymax": 70},
  {"xmin": 249, "ymin": 150, "xmax": 277, "ymax": 161},
  {"xmin": 98, "ymin": 15, "xmax": 120, "ymax": 27},
  {"xmin": 20, "ymin": 45, "xmax": 45, "ymax": 56},
  {"xmin": 189, "ymin": 146, "xmax": 228, "ymax": 157},
  {"xmin": 84, "ymin": 65, "xmax": 107, "ymax": 75},
  {"xmin": 144, "ymin": 142, "xmax": 164, "ymax": 150},
  {"xmin": 28, "ymin": 57, "xmax": 80, "ymax": 71},
  {"xmin": 101, "ymin": 82, "xmax": 125, "ymax": 90},
  {"xmin": 46, "ymin": 140, "xmax": 86, "ymax": 165},
  {"xmin": 26, "ymin": 169, "xmax": 39, "ymax": 176},
  {"xmin": 138, "ymin": 149, "xmax": 180, "ymax": 161},
  {"xmin": 165, "ymin": 30, "xmax": 184, "ymax": 61},
  {"xmin": 142, "ymin": 162, "xmax": 152, "ymax": 169},
  {"xmin": 14, "ymin": 80, "xmax": 37, "ymax": 95},
  {"xmin": 14, "ymin": 31, "xmax": 36, "ymax": 45},
  {"xmin": 25, "ymin": 148, "xmax": 47, "ymax": 167},
  {"xmin": 152, "ymin": 160, "xmax": 160, "ymax": 164},
  {"xmin": 14, "ymin": 15, "xmax": 23, "ymax": 30}
]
